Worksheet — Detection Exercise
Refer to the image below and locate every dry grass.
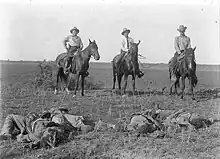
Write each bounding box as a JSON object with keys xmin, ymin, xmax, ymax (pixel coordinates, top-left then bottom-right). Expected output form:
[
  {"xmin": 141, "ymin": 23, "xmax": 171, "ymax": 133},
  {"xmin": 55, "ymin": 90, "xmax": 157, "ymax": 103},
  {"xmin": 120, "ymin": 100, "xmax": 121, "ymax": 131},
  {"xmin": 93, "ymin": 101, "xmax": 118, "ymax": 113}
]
[{"xmin": 0, "ymin": 62, "xmax": 220, "ymax": 159}]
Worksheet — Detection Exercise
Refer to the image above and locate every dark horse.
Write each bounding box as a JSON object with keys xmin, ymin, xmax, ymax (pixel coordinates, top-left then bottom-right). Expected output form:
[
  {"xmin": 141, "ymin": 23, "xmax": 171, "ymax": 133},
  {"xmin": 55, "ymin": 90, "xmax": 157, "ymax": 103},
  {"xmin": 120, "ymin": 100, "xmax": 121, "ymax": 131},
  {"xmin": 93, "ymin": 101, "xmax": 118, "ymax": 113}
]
[
  {"xmin": 55, "ymin": 39, "xmax": 100, "ymax": 96},
  {"xmin": 169, "ymin": 47, "xmax": 197, "ymax": 99},
  {"xmin": 112, "ymin": 40, "xmax": 141, "ymax": 95}
]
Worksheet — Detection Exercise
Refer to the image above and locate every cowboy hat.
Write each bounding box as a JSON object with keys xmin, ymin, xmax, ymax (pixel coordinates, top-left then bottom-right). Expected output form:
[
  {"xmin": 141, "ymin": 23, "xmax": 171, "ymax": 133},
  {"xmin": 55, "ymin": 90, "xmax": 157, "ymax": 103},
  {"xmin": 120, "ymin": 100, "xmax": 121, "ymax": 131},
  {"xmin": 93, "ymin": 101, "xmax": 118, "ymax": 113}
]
[
  {"xmin": 177, "ymin": 25, "xmax": 187, "ymax": 32},
  {"xmin": 70, "ymin": 27, "xmax": 79, "ymax": 34},
  {"xmin": 121, "ymin": 28, "xmax": 130, "ymax": 35}
]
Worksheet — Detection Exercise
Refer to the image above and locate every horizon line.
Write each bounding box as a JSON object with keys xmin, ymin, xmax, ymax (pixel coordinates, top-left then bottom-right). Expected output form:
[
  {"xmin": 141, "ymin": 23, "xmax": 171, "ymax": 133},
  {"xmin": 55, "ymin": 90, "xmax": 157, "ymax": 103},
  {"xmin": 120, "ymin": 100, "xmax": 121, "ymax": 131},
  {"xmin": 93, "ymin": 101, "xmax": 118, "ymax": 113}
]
[{"xmin": 0, "ymin": 60, "xmax": 219, "ymax": 66}]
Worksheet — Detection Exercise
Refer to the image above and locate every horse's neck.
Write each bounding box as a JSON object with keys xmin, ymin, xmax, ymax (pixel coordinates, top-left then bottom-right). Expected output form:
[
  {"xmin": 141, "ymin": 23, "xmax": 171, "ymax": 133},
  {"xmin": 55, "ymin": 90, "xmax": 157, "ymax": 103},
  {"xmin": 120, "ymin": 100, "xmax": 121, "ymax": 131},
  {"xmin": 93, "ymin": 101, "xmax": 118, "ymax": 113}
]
[
  {"xmin": 80, "ymin": 46, "xmax": 91, "ymax": 61},
  {"xmin": 185, "ymin": 50, "xmax": 195, "ymax": 59},
  {"xmin": 127, "ymin": 51, "xmax": 138, "ymax": 60}
]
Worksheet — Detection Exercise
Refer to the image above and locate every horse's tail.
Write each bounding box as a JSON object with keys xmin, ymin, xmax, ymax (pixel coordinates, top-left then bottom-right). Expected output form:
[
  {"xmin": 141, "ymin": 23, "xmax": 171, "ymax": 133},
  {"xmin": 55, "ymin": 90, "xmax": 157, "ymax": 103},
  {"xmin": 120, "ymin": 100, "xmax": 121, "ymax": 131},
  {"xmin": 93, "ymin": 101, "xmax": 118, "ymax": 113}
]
[
  {"xmin": 168, "ymin": 67, "xmax": 171, "ymax": 81},
  {"xmin": 191, "ymin": 64, "xmax": 198, "ymax": 87},
  {"xmin": 55, "ymin": 52, "xmax": 67, "ymax": 68},
  {"xmin": 192, "ymin": 76, "xmax": 198, "ymax": 87},
  {"xmin": 169, "ymin": 62, "xmax": 180, "ymax": 88},
  {"xmin": 112, "ymin": 58, "xmax": 117, "ymax": 76},
  {"xmin": 176, "ymin": 78, "xmax": 180, "ymax": 88}
]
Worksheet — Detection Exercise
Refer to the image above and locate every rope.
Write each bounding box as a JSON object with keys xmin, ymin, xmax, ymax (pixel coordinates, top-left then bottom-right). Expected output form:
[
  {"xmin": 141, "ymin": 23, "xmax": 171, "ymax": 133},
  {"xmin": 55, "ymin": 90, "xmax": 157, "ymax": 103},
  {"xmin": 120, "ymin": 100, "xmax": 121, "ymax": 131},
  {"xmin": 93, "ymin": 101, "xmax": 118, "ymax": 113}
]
[
  {"xmin": 138, "ymin": 54, "xmax": 147, "ymax": 59},
  {"xmin": 138, "ymin": 60, "xmax": 149, "ymax": 68}
]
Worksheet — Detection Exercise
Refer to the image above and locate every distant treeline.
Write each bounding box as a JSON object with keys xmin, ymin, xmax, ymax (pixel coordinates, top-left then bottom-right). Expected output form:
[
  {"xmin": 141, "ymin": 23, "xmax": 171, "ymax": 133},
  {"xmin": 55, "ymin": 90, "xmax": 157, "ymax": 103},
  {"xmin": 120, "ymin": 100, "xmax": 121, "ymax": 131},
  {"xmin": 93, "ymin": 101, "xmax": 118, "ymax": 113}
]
[{"xmin": 0, "ymin": 60, "xmax": 219, "ymax": 68}]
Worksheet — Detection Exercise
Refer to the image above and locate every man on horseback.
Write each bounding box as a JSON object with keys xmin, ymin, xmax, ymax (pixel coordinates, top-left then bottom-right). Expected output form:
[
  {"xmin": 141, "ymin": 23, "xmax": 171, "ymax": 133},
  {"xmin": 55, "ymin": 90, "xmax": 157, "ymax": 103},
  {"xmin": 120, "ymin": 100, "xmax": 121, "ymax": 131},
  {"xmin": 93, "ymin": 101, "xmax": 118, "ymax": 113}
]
[
  {"xmin": 118, "ymin": 28, "xmax": 144, "ymax": 78},
  {"xmin": 63, "ymin": 27, "xmax": 83, "ymax": 70},
  {"xmin": 170, "ymin": 25, "xmax": 197, "ymax": 81}
]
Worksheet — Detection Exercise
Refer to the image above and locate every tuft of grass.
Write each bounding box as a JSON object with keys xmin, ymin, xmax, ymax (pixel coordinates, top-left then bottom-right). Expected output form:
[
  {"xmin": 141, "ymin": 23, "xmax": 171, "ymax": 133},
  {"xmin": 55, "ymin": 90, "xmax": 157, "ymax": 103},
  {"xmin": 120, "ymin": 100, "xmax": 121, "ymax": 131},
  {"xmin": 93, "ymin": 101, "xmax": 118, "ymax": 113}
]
[{"xmin": 1, "ymin": 61, "xmax": 220, "ymax": 159}]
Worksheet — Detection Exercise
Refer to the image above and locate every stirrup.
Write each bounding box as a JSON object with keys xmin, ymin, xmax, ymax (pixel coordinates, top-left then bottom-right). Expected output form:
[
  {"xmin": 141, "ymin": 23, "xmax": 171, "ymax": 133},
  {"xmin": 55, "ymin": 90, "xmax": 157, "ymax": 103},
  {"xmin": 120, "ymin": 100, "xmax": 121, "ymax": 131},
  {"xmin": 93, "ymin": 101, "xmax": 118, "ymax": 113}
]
[
  {"xmin": 84, "ymin": 72, "xmax": 89, "ymax": 77},
  {"xmin": 137, "ymin": 72, "xmax": 144, "ymax": 78}
]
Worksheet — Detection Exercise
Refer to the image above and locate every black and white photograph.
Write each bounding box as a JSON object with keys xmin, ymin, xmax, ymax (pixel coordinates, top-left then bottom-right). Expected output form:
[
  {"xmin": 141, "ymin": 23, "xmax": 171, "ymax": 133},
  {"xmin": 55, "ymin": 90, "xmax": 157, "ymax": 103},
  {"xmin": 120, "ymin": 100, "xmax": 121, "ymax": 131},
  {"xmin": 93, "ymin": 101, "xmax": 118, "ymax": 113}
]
[{"xmin": 0, "ymin": 0, "xmax": 220, "ymax": 158}]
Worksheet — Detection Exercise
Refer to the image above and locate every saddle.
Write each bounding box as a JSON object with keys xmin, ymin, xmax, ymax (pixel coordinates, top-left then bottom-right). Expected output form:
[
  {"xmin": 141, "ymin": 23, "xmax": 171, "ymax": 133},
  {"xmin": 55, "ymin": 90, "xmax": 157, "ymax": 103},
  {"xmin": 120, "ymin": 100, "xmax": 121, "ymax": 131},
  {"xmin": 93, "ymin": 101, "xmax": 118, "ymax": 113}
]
[{"xmin": 66, "ymin": 50, "xmax": 79, "ymax": 58}]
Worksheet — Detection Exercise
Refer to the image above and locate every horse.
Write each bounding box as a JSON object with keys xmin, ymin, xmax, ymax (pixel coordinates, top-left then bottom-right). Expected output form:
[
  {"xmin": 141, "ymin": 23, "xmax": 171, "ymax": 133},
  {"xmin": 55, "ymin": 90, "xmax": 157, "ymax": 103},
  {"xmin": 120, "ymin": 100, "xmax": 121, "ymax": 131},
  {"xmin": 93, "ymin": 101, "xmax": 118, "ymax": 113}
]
[
  {"xmin": 55, "ymin": 39, "xmax": 100, "ymax": 96},
  {"xmin": 169, "ymin": 47, "xmax": 197, "ymax": 100},
  {"xmin": 112, "ymin": 40, "xmax": 141, "ymax": 95}
]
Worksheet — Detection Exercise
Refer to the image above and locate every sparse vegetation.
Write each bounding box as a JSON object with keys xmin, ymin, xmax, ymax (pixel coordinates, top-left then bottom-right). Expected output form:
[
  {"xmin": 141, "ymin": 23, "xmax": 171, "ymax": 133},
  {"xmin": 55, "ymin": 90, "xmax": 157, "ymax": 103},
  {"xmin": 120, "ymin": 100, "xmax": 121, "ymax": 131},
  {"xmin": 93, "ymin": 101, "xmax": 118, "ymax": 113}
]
[{"xmin": 0, "ymin": 61, "xmax": 220, "ymax": 159}]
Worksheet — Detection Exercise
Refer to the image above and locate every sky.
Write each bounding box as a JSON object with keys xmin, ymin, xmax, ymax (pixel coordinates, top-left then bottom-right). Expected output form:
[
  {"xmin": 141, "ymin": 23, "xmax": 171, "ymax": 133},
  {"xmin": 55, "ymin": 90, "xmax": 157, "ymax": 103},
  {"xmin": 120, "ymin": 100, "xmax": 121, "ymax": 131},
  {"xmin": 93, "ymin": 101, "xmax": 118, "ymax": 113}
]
[{"xmin": 0, "ymin": 0, "xmax": 219, "ymax": 64}]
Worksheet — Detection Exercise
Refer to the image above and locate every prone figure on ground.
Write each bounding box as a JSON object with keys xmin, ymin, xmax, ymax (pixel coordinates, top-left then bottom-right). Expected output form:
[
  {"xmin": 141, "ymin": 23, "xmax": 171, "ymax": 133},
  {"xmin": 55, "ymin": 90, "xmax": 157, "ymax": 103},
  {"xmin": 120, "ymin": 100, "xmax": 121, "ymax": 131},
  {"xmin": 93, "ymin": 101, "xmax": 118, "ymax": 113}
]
[
  {"xmin": 0, "ymin": 107, "xmax": 95, "ymax": 149},
  {"xmin": 112, "ymin": 107, "xmax": 217, "ymax": 138}
]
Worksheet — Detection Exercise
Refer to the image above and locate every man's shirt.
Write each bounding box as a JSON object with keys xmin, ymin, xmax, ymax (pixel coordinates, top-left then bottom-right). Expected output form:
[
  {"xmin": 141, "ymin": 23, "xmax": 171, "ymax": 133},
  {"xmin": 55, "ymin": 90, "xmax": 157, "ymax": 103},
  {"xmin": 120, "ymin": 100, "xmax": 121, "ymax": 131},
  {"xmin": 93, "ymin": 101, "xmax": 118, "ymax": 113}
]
[
  {"xmin": 121, "ymin": 36, "xmax": 134, "ymax": 52},
  {"xmin": 174, "ymin": 35, "xmax": 191, "ymax": 53},
  {"xmin": 64, "ymin": 35, "xmax": 83, "ymax": 50}
]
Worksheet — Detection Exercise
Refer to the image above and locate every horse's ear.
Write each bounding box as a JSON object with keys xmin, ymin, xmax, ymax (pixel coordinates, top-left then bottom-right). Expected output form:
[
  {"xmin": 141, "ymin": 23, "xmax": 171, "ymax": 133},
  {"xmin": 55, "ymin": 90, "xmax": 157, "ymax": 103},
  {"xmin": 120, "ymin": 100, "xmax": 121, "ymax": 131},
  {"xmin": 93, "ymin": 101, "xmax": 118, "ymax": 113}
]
[
  {"xmin": 89, "ymin": 39, "xmax": 91, "ymax": 43},
  {"xmin": 94, "ymin": 40, "xmax": 96, "ymax": 43},
  {"xmin": 193, "ymin": 46, "xmax": 196, "ymax": 51},
  {"xmin": 137, "ymin": 40, "xmax": 141, "ymax": 45}
]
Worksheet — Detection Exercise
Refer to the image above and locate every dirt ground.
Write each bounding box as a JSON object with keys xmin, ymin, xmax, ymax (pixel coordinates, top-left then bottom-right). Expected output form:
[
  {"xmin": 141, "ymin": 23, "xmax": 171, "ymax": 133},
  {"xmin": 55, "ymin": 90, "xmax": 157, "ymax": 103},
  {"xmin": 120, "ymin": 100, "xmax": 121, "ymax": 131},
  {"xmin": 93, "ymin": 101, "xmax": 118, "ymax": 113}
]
[{"xmin": 0, "ymin": 61, "xmax": 220, "ymax": 159}]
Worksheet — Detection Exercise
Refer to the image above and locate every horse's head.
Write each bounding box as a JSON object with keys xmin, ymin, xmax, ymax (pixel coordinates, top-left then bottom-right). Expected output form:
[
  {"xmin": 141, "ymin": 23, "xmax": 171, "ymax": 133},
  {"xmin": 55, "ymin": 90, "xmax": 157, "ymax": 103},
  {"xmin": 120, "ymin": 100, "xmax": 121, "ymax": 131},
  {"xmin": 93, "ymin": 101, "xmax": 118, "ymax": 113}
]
[
  {"xmin": 88, "ymin": 39, "xmax": 100, "ymax": 60},
  {"xmin": 185, "ymin": 46, "xmax": 196, "ymax": 60},
  {"xmin": 186, "ymin": 47, "xmax": 196, "ymax": 54},
  {"xmin": 129, "ymin": 40, "xmax": 141, "ymax": 56}
]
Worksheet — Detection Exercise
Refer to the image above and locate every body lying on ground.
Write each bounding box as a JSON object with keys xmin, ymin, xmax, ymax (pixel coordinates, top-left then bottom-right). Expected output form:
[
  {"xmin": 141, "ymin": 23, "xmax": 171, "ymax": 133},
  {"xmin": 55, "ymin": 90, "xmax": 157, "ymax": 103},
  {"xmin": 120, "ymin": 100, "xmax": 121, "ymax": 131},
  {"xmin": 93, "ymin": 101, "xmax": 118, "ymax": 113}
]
[
  {"xmin": 0, "ymin": 112, "xmax": 39, "ymax": 140},
  {"xmin": 102, "ymin": 108, "xmax": 216, "ymax": 137},
  {"xmin": 0, "ymin": 107, "xmax": 217, "ymax": 149},
  {"xmin": 0, "ymin": 108, "xmax": 94, "ymax": 149},
  {"xmin": 125, "ymin": 108, "xmax": 216, "ymax": 137}
]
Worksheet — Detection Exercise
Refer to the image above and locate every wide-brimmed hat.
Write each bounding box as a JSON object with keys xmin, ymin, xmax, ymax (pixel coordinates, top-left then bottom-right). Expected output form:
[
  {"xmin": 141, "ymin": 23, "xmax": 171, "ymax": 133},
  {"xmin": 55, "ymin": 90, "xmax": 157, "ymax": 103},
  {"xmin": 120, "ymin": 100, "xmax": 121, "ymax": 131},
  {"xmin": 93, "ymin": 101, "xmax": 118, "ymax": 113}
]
[
  {"xmin": 121, "ymin": 28, "xmax": 130, "ymax": 35},
  {"xmin": 70, "ymin": 27, "xmax": 79, "ymax": 34},
  {"xmin": 177, "ymin": 25, "xmax": 187, "ymax": 32}
]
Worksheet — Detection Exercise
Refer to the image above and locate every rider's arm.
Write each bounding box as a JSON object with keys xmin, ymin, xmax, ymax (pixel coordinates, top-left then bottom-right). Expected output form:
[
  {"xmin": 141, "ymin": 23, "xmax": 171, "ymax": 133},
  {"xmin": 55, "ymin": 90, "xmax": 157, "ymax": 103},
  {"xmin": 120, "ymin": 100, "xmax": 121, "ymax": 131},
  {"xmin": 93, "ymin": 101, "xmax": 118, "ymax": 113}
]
[
  {"xmin": 121, "ymin": 37, "xmax": 129, "ymax": 52},
  {"xmin": 63, "ymin": 36, "xmax": 69, "ymax": 48},
  {"xmin": 174, "ymin": 36, "xmax": 181, "ymax": 54},
  {"xmin": 187, "ymin": 37, "xmax": 191, "ymax": 49},
  {"xmin": 79, "ymin": 38, "xmax": 83, "ymax": 50}
]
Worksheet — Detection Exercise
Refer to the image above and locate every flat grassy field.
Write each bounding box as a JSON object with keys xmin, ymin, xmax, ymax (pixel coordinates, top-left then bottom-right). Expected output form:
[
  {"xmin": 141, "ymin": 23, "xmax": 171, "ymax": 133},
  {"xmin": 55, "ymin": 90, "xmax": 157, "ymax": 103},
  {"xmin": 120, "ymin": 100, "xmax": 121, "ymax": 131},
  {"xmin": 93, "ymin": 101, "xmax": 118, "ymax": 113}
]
[{"xmin": 0, "ymin": 61, "xmax": 220, "ymax": 159}]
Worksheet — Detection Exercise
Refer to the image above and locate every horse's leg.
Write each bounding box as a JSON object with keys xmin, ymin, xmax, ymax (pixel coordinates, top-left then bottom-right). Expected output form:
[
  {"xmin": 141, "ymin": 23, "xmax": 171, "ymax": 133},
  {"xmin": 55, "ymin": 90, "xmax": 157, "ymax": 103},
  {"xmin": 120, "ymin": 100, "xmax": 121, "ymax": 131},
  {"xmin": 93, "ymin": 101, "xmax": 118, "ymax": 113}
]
[
  {"xmin": 117, "ymin": 74, "xmax": 122, "ymax": 90},
  {"xmin": 169, "ymin": 80, "xmax": 173, "ymax": 95},
  {"xmin": 188, "ymin": 76, "xmax": 195, "ymax": 100},
  {"xmin": 132, "ymin": 74, "xmax": 136, "ymax": 95},
  {"xmin": 64, "ymin": 74, "xmax": 70, "ymax": 94},
  {"xmin": 169, "ymin": 69, "xmax": 174, "ymax": 95},
  {"xmin": 170, "ymin": 78, "xmax": 176, "ymax": 96},
  {"xmin": 54, "ymin": 68, "xmax": 60, "ymax": 94},
  {"xmin": 81, "ymin": 74, "xmax": 85, "ymax": 96},
  {"xmin": 113, "ymin": 73, "xmax": 116, "ymax": 90},
  {"xmin": 180, "ymin": 76, "xmax": 185, "ymax": 99},
  {"xmin": 174, "ymin": 76, "xmax": 180, "ymax": 96},
  {"xmin": 122, "ymin": 74, "xmax": 128, "ymax": 95},
  {"xmin": 74, "ymin": 73, "xmax": 80, "ymax": 96}
]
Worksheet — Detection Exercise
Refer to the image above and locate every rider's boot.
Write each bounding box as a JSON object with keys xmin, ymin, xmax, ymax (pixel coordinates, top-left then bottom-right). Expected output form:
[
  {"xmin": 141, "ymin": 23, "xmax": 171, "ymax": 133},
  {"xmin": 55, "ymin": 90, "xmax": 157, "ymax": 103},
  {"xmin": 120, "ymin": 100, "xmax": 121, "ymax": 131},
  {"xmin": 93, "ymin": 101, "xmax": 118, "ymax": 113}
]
[{"xmin": 137, "ymin": 71, "xmax": 144, "ymax": 78}]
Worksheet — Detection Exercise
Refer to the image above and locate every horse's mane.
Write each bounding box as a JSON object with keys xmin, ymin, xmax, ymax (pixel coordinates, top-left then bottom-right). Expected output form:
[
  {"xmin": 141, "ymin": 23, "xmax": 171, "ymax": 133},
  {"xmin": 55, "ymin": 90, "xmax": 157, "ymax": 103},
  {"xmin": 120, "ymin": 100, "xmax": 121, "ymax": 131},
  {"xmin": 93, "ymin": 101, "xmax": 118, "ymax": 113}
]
[
  {"xmin": 184, "ymin": 48, "xmax": 195, "ymax": 61},
  {"xmin": 128, "ymin": 43, "xmax": 139, "ymax": 56}
]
